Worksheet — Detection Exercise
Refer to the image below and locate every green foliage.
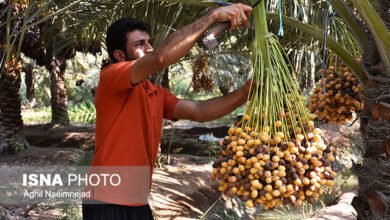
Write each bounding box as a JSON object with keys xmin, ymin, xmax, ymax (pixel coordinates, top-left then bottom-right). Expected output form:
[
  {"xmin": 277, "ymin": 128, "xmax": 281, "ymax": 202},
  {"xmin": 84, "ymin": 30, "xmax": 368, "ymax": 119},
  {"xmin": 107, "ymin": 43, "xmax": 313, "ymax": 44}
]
[
  {"xmin": 20, "ymin": 52, "xmax": 101, "ymax": 109},
  {"xmin": 171, "ymin": 147, "xmax": 183, "ymax": 154},
  {"xmin": 199, "ymin": 196, "xmax": 263, "ymax": 220},
  {"xmin": 0, "ymin": 0, "xmax": 81, "ymax": 66},
  {"xmin": 69, "ymin": 148, "xmax": 95, "ymax": 166},
  {"xmin": 65, "ymin": 53, "xmax": 101, "ymax": 103},
  {"xmin": 22, "ymin": 106, "xmax": 51, "ymax": 123},
  {"xmin": 57, "ymin": 202, "xmax": 81, "ymax": 220},
  {"xmin": 68, "ymin": 101, "xmax": 96, "ymax": 124},
  {"xmin": 208, "ymin": 53, "xmax": 252, "ymax": 93},
  {"xmin": 203, "ymin": 133, "xmax": 220, "ymax": 157},
  {"xmin": 329, "ymin": 17, "xmax": 362, "ymax": 59},
  {"xmin": 9, "ymin": 130, "xmax": 27, "ymax": 154},
  {"xmin": 319, "ymin": 169, "xmax": 358, "ymax": 206},
  {"xmin": 169, "ymin": 60, "xmax": 222, "ymax": 101},
  {"xmin": 170, "ymin": 51, "xmax": 252, "ymax": 102},
  {"xmin": 20, "ymin": 55, "xmax": 51, "ymax": 107},
  {"xmin": 169, "ymin": 61, "xmax": 194, "ymax": 98}
]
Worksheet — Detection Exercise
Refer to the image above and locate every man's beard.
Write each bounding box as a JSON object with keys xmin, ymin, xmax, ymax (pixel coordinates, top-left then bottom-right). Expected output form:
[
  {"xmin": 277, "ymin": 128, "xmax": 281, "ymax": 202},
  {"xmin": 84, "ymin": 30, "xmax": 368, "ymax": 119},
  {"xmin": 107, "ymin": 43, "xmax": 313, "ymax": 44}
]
[
  {"xmin": 124, "ymin": 51, "xmax": 135, "ymax": 61},
  {"xmin": 125, "ymin": 56, "xmax": 135, "ymax": 61}
]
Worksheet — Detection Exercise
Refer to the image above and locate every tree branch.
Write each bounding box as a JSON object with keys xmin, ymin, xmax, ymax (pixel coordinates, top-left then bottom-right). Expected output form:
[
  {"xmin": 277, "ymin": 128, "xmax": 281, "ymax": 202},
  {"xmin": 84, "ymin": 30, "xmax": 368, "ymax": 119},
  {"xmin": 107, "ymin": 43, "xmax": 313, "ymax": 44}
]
[
  {"xmin": 331, "ymin": 0, "xmax": 371, "ymax": 54},
  {"xmin": 350, "ymin": 0, "xmax": 390, "ymax": 70},
  {"xmin": 266, "ymin": 12, "xmax": 369, "ymax": 87}
]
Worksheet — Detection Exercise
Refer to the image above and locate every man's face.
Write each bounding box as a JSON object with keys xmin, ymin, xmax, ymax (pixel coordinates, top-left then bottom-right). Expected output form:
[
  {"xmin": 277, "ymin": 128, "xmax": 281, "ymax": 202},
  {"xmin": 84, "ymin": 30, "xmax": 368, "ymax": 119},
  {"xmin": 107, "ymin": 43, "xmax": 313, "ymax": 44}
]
[{"xmin": 125, "ymin": 30, "xmax": 153, "ymax": 60}]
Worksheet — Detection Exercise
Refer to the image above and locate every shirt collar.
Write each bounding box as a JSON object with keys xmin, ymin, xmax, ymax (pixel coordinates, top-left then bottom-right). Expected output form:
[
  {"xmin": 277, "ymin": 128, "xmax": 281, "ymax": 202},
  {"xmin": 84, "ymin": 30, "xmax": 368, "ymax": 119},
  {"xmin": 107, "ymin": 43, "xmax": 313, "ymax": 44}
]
[{"xmin": 143, "ymin": 79, "xmax": 157, "ymax": 94}]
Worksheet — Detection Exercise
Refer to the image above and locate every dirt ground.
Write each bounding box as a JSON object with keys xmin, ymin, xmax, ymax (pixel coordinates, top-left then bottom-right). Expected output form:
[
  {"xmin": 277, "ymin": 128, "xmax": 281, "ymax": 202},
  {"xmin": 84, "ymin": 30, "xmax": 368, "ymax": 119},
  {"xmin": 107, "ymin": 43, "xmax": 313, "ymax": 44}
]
[{"xmin": 0, "ymin": 121, "xmax": 362, "ymax": 219}]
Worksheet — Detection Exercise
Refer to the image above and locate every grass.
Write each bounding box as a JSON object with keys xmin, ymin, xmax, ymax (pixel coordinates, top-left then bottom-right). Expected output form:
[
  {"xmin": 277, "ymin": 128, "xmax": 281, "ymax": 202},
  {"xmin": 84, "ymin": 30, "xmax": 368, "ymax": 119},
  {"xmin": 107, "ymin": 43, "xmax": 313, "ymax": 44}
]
[
  {"xmin": 57, "ymin": 202, "xmax": 82, "ymax": 220},
  {"xmin": 69, "ymin": 148, "xmax": 95, "ymax": 166},
  {"xmin": 22, "ymin": 106, "xmax": 51, "ymax": 123},
  {"xmin": 22, "ymin": 101, "xmax": 96, "ymax": 124}
]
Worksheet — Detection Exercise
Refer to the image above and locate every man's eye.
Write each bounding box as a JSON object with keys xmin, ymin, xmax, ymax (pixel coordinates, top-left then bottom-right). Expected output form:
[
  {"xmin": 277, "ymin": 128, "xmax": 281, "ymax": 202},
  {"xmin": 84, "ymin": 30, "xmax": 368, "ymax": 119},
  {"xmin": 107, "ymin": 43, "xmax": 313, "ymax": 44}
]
[{"xmin": 136, "ymin": 43, "xmax": 142, "ymax": 46}]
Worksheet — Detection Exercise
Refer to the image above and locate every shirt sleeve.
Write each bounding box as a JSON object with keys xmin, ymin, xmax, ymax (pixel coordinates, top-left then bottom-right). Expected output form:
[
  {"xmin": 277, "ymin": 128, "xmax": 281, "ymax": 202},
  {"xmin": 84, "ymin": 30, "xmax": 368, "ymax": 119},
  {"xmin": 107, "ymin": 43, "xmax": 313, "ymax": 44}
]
[
  {"xmin": 98, "ymin": 61, "xmax": 136, "ymax": 94},
  {"xmin": 161, "ymin": 88, "xmax": 181, "ymax": 121}
]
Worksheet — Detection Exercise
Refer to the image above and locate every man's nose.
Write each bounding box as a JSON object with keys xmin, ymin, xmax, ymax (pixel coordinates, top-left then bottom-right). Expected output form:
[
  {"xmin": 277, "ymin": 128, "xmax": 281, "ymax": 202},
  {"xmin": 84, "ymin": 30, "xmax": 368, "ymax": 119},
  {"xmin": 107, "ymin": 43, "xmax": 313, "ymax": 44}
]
[{"xmin": 145, "ymin": 42, "xmax": 153, "ymax": 53}]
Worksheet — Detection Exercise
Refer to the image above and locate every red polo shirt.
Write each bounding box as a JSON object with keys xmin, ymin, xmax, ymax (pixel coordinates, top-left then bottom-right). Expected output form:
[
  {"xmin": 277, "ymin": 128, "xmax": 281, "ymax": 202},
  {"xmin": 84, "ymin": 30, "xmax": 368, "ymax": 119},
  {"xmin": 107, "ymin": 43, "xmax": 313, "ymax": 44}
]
[{"xmin": 87, "ymin": 61, "xmax": 180, "ymax": 205}]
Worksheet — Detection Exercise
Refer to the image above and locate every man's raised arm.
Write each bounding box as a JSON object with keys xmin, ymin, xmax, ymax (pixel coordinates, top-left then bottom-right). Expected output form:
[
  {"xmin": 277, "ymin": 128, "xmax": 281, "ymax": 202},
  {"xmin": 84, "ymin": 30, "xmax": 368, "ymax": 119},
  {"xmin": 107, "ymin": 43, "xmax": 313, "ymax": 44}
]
[{"xmin": 131, "ymin": 3, "xmax": 252, "ymax": 84}]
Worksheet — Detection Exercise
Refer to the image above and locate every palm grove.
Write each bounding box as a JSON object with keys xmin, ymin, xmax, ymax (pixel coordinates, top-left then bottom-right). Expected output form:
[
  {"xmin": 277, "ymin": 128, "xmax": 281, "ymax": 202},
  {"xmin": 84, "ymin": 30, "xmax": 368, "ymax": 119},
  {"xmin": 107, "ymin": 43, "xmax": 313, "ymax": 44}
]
[{"xmin": 1, "ymin": 0, "xmax": 389, "ymax": 219}]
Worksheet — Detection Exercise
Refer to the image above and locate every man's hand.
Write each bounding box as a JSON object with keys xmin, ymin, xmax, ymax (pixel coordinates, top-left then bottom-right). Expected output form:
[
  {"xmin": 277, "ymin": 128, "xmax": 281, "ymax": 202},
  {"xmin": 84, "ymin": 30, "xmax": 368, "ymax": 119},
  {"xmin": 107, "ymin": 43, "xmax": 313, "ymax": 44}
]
[
  {"xmin": 240, "ymin": 79, "xmax": 258, "ymax": 100},
  {"xmin": 212, "ymin": 3, "xmax": 253, "ymax": 31}
]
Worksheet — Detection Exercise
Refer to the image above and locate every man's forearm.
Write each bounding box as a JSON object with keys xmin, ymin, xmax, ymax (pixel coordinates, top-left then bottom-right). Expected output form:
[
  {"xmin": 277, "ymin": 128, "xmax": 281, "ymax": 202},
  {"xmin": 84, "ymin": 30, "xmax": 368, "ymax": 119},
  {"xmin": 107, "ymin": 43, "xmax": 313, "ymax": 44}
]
[
  {"xmin": 196, "ymin": 88, "xmax": 247, "ymax": 122},
  {"xmin": 153, "ymin": 11, "xmax": 217, "ymax": 68},
  {"xmin": 131, "ymin": 4, "xmax": 252, "ymax": 84},
  {"xmin": 153, "ymin": 3, "xmax": 252, "ymax": 69}
]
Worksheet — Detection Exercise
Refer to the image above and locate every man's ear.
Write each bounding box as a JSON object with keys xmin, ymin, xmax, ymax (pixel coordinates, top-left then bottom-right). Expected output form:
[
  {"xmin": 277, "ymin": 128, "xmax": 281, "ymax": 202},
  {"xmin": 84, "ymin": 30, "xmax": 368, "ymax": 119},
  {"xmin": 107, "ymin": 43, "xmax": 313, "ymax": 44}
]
[{"xmin": 113, "ymin": 49, "xmax": 126, "ymax": 62}]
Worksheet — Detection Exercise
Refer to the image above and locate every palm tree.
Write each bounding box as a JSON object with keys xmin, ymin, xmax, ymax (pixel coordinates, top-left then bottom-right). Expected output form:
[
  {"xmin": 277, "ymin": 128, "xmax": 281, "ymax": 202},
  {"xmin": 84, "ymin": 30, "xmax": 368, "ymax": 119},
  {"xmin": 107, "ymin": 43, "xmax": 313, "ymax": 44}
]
[
  {"xmin": 0, "ymin": 1, "xmax": 43, "ymax": 154},
  {"xmin": 42, "ymin": 19, "xmax": 74, "ymax": 125},
  {"xmin": 0, "ymin": 57, "xmax": 27, "ymax": 154},
  {"xmin": 47, "ymin": 52, "xmax": 70, "ymax": 124},
  {"xmin": 0, "ymin": 0, "xmax": 81, "ymax": 153},
  {"xmin": 22, "ymin": 61, "xmax": 37, "ymax": 107},
  {"xmin": 21, "ymin": 0, "xmax": 102, "ymax": 125}
]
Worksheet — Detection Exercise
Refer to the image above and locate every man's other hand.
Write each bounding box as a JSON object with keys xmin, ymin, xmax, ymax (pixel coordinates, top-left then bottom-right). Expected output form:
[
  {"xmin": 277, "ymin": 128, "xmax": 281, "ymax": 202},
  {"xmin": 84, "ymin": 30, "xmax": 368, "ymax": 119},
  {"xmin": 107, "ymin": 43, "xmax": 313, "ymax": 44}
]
[
  {"xmin": 241, "ymin": 79, "xmax": 258, "ymax": 100},
  {"xmin": 212, "ymin": 3, "xmax": 253, "ymax": 31}
]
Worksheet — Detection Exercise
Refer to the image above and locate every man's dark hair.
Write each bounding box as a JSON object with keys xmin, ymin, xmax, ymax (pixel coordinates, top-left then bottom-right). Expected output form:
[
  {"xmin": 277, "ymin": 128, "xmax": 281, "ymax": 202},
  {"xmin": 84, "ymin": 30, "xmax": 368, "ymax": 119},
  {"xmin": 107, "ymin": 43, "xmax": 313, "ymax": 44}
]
[{"xmin": 106, "ymin": 18, "xmax": 151, "ymax": 63}]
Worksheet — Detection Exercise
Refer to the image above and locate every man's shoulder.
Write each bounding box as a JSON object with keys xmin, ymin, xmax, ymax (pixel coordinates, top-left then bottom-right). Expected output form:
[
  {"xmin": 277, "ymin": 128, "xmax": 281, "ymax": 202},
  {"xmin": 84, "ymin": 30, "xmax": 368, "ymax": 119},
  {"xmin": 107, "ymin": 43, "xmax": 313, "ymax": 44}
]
[{"xmin": 100, "ymin": 61, "xmax": 136, "ymax": 75}]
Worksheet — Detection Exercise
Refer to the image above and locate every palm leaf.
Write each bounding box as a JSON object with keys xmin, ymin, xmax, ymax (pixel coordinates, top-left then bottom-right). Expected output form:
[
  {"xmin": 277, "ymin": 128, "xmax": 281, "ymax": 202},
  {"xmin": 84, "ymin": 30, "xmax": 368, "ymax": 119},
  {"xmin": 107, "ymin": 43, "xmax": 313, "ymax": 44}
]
[{"xmin": 0, "ymin": 0, "xmax": 81, "ymax": 70}]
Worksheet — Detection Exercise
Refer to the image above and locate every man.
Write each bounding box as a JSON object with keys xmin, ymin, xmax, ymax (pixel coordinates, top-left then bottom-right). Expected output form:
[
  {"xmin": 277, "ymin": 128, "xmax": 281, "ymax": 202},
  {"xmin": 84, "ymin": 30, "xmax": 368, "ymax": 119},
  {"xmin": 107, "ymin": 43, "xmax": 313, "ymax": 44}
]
[{"xmin": 82, "ymin": 3, "xmax": 253, "ymax": 220}]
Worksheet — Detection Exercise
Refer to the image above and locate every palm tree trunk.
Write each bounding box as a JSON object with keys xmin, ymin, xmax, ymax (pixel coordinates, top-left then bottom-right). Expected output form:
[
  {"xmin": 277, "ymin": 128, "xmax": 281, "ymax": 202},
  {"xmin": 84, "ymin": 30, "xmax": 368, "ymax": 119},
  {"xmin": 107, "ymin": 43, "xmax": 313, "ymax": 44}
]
[
  {"xmin": 47, "ymin": 55, "xmax": 69, "ymax": 125},
  {"xmin": 161, "ymin": 68, "xmax": 170, "ymax": 90},
  {"xmin": 23, "ymin": 63, "xmax": 37, "ymax": 107},
  {"xmin": 352, "ymin": 70, "xmax": 390, "ymax": 219},
  {"xmin": 0, "ymin": 61, "xmax": 28, "ymax": 154}
]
